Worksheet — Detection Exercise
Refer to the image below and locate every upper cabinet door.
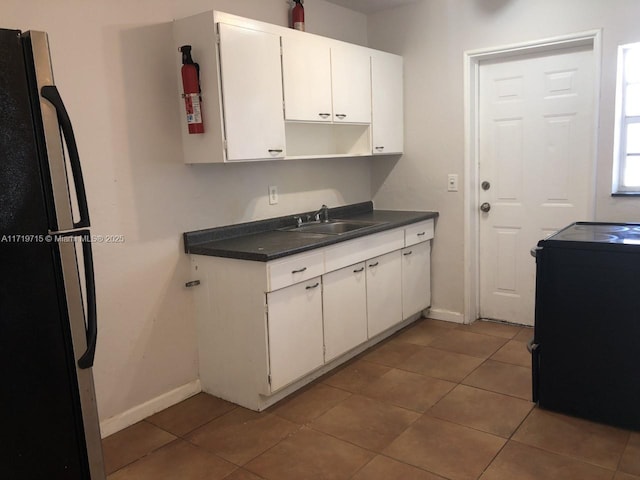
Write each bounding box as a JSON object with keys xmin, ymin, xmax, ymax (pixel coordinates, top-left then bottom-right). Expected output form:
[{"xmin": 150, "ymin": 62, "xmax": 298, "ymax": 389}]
[
  {"xmin": 331, "ymin": 45, "xmax": 372, "ymax": 124},
  {"xmin": 282, "ymin": 35, "xmax": 333, "ymax": 122},
  {"xmin": 372, "ymin": 52, "xmax": 403, "ymax": 154},
  {"xmin": 218, "ymin": 23, "xmax": 285, "ymax": 161}
]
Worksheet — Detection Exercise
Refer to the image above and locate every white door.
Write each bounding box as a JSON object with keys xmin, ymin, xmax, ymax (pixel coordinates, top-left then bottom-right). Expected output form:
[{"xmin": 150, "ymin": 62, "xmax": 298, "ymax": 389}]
[
  {"xmin": 266, "ymin": 278, "xmax": 324, "ymax": 392},
  {"xmin": 371, "ymin": 51, "xmax": 404, "ymax": 154},
  {"xmin": 331, "ymin": 44, "xmax": 372, "ymax": 123},
  {"xmin": 479, "ymin": 45, "xmax": 595, "ymax": 326},
  {"xmin": 217, "ymin": 23, "xmax": 285, "ymax": 161},
  {"xmin": 323, "ymin": 262, "xmax": 368, "ymax": 362},
  {"xmin": 366, "ymin": 251, "xmax": 402, "ymax": 338},
  {"xmin": 401, "ymin": 241, "xmax": 431, "ymax": 319},
  {"xmin": 281, "ymin": 35, "xmax": 333, "ymax": 122}
]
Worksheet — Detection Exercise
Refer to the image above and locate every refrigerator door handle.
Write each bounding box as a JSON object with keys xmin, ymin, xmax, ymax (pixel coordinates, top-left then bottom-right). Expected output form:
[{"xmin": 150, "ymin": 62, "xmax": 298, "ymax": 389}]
[
  {"xmin": 41, "ymin": 85, "xmax": 90, "ymax": 229},
  {"xmin": 76, "ymin": 232, "xmax": 97, "ymax": 369}
]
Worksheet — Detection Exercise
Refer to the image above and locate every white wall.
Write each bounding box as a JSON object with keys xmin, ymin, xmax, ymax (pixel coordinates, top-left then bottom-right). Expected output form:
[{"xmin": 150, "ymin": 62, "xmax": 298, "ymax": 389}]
[
  {"xmin": 367, "ymin": 0, "xmax": 640, "ymax": 320},
  {"xmin": 1, "ymin": 0, "xmax": 369, "ymax": 430}
]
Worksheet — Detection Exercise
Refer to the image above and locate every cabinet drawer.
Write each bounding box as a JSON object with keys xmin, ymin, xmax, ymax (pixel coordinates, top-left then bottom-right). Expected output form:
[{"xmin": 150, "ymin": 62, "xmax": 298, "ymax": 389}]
[
  {"xmin": 324, "ymin": 228, "xmax": 404, "ymax": 272},
  {"xmin": 267, "ymin": 250, "xmax": 324, "ymax": 291},
  {"xmin": 405, "ymin": 219, "xmax": 434, "ymax": 247}
]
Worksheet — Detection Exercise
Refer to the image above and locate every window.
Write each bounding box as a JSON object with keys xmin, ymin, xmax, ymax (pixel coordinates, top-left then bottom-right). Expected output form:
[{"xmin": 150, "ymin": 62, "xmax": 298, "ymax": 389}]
[{"xmin": 614, "ymin": 43, "xmax": 640, "ymax": 193}]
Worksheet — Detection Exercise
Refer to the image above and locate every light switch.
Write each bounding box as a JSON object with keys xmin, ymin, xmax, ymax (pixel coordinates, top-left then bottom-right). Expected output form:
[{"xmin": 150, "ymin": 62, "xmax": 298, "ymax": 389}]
[{"xmin": 447, "ymin": 174, "xmax": 459, "ymax": 192}]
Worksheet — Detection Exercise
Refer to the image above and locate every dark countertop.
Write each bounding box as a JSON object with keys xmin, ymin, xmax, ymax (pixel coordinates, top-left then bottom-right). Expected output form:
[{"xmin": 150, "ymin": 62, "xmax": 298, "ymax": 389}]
[{"xmin": 184, "ymin": 201, "xmax": 439, "ymax": 262}]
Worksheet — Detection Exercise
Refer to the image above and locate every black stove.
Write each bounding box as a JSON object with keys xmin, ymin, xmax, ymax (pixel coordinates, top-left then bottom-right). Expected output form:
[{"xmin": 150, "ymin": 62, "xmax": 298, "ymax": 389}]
[{"xmin": 531, "ymin": 221, "xmax": 640, "ymax": 431}]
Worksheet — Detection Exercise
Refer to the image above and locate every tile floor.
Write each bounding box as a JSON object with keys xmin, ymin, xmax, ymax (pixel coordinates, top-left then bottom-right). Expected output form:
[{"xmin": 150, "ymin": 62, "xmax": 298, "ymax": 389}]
[{"xmin": 102, "ymin": 318, "xmax": 640, "ymax": 480}]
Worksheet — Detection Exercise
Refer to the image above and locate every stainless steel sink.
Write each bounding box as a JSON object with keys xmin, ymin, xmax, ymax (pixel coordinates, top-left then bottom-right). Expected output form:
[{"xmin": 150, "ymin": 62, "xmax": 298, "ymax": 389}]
[{"xmin": 279, "ymin": 220, "xmax": 383, "ymax": 235}]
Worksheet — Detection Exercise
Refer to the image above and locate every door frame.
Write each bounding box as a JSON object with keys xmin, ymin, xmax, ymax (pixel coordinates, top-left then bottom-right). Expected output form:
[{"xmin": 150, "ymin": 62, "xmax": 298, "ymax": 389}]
[{"xmin": 463, "ymin": 30, "xmax": 601, "ymax": 324}]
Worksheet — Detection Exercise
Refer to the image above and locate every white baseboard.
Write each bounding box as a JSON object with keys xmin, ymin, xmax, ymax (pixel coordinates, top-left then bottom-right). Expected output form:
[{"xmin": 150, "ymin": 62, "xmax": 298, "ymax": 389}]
[
  {"xmin": 99, "ymin": 379, "xmax": 202, "ymax": 438},
  {"xmin": 426, "ymin": 308, "xmax": 466, "ymax": 324}
]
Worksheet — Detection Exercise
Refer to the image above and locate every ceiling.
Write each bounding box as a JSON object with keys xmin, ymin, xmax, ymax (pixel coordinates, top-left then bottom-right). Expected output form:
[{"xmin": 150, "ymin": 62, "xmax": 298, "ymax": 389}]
[{"xmin": 323, "ymin": 0, "xmax": 420, "ymax": 14}]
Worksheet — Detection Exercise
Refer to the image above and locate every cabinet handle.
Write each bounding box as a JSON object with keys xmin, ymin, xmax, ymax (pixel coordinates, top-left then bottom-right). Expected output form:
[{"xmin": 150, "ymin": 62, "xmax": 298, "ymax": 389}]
[
  {"xmin": 335, "ymin": 113, "xmax": 347, "ymax": 119},
  {"xmin": 403, "ymin": 251, "xmax": 413, "ymax": 256},
  {"xmin": 417, "ymin": 232, "xmax": 426, "ymax": 237},
  {"xmin": 375, "ymin": 146, "xmax": 384, "ymax": 151},
  {"xmin": 368, "ymin": 261, "xmax": 379, "ymax": 268},
  {"xmin": 291, "ymin": 267, "xmax": 307, "ymax": 274},
  {"xmin": 305, "ymin": 282, "xmax": 320, "ymax": 290},
  {"xmin": 268, "ymin": 149, "xmax": 283, "ymax": 154},
  {"xmin": 318, "ymin": 113, "xmax": 330, "ymax": 119},
  {"xmin": 353, "ymin": 267, "xmax": 365, "ymax": 273}
]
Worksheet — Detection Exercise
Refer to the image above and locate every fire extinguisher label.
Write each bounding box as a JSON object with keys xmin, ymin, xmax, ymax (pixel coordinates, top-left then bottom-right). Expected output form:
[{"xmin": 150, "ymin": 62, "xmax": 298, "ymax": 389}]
[{"xmin": 184, "ymin": 93, "xmax": 202, "ymax": 124}]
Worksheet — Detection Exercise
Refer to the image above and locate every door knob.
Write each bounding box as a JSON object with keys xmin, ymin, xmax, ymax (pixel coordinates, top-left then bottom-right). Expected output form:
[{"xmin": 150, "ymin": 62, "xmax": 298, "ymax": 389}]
[
  {"xmin": 481, "ymin": 181, "xmax": 491, "ymax": 191},
  {"xmin": 480, "ymin": 202, "xmax": 491, "ymax": 213}
]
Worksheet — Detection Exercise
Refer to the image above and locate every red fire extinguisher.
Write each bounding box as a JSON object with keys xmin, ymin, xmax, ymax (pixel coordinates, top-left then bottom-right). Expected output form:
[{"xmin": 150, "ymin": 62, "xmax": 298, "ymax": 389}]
[
  {"xmin": 291, "ymin": 0, "xmax": 305, "ymax": 31},
  {"xmin": 179, "ymin": 45, "xmax": 204, "ymax": 134}
]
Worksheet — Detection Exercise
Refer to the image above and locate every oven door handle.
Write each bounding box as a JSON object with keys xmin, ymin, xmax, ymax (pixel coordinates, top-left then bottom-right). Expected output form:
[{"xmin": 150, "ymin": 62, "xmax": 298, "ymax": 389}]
[{"xmin": 528, "ymin": 338, "xmax": 540, "ymax": 403}]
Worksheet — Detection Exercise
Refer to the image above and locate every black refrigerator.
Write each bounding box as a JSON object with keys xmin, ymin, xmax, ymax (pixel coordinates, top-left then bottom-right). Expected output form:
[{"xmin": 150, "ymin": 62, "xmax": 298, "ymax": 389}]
[
  {"xmin": 0, "ymin": 29, "xmax": 105, "ymax": 478},
  {"xmin": 531, "ymin": 222, "xmax": 640, "ymax": 431}
]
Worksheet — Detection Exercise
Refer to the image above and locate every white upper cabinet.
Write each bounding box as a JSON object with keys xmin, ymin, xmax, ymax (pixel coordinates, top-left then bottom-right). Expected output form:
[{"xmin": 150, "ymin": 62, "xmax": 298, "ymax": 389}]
[
  {"xmin": 372, "ymin": 51, "xmax": 403, "ymax": 154},
  {"xmin": 281, "ymin": 35, "xmax": 333, "ymax": 122},
  {"xmin": 172, "ymin": 11, "xmax": 402, "ymax": 162},
  {"xmin": 282, "ymin": 36, "xmax": 371, "ymax": 125},
  {"xmin": 218, "ymin": 23, "xmax": 285, "ymax": 161},
  {"xmin": 331, "ymin": 44, "xmax": 372, "ymax": 124}
]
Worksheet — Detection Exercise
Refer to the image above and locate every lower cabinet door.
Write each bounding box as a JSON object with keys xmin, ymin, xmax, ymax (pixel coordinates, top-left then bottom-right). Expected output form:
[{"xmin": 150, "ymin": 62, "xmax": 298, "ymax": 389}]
[
  {"xmin": 323, "ymin": 262, "xmax": 367, "ymax": 362},
  {"xmin": 366, "ymin": 250, "xmax": 402, "ymax": 338},
  {"xmin": 266, "ymin": 278, "xmax": 324, "ymax": 392},
  {"xmin": 401, "ymin": 241, "xmax": 431, "ymax": 318}
]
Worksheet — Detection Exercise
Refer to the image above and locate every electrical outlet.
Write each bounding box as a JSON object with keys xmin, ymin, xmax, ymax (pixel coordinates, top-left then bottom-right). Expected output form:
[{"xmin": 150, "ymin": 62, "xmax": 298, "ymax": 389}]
[
  {"xmin": 268, "ymin": 185, "xmax": 278, "ymax": 205},
  {"xmin": 447, "ymin": 174, "xmax": 459, "ymax": 192}
]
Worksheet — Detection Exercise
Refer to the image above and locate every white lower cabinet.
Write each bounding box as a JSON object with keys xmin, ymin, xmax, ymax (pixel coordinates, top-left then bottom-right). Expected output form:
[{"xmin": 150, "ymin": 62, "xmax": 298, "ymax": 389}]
[
  {"xmin": 366, "ymin": 251, "xmax": 403, "ymax": 338},
  {"xmin": 267, "ymin": 278, "xmax": 324, "ymax": 392},
  {"xmin": 322, "ymin": 262, "xmax": 367, "ymax": 362},
  {"xmin": 190, "ymin": 218, "xmax": 434, "ymax": 411},
  {"xmin": 401, "ymin": 241, "xmax": 431, "ymax": 319}
]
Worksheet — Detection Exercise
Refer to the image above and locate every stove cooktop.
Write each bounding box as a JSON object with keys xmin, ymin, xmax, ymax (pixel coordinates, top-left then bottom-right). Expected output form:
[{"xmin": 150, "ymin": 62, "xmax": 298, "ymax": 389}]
[{"xmin": 547, "ymin": 222, "xmax": 640, "ymax": 245}]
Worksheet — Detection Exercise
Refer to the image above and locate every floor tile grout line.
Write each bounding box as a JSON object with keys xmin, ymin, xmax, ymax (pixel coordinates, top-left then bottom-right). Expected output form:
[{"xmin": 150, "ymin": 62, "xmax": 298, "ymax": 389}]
[
  {"xmin": 186, "ymin": 420, "xmax": 306, "ymax": 472},
  {"xmin": 145, "ymin": 403, "xmax": 241, "ymax": 440},
  {"xmin": 347, "ymin": 452, "xmax": 454, "ymax": 480},
  {"xmin": 506, "ymin": 438, "xmax": 621, "ymax": 476},
  {"xmin": 106, "ymin": 434, "xmax": 181, "ymax": 476},
  {"xmin": 304, "ymin": 409, "xmax": 424, "ymax": 457},
  {"xmin": 149, "ymin": 407, "xmax": 296, "ymax": 471},
  {"xmin": 326, "ymin": 352, "xmax": 532, "ymax": 403},
  {"xmin": 421, "ymin": 392, "xmax": 535, "ymax": 440},
  {"xmin": 614, "ymin": 433, "xmax": 633, "ymax": 473},
  {"xmin": 475, "ymin": 436, "xmax": 510, "ymax": 480},
  {"xmin": 238, "ymin": 423, "xmax": 306, "ymax": 477},
  {"xmin": 507, "ymin": 405, "xmax": 631, "ymax": 472}
]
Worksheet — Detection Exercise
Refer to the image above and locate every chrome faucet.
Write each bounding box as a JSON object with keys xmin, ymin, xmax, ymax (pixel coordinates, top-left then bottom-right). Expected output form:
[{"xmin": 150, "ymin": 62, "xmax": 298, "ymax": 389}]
[{"xmin": 312, "ymin": 204, "xmax": 330, "ymax": 223}]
